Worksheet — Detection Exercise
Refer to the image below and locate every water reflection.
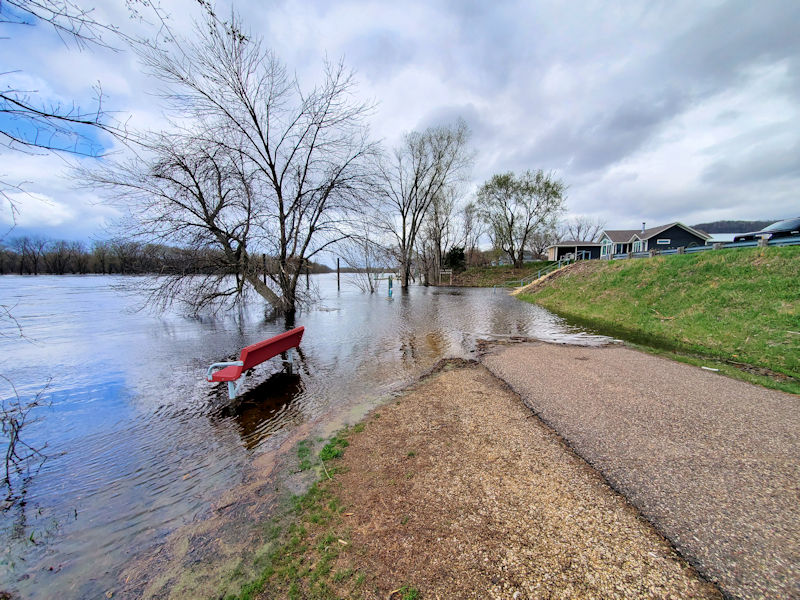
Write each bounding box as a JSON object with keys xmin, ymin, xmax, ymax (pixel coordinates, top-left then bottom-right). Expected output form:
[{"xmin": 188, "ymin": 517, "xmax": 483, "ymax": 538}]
[
  {"xmin": 0, "ymin": 274, "xmax": 608, "ymax": 599},
  {"xmin": 213, "ymin": 373, "xmax": 306, "ymax": 450}
]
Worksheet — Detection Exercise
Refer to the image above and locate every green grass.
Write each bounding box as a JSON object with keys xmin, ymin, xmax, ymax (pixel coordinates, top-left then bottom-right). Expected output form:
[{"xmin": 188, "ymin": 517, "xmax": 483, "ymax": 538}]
[
  {"xmin": 399, "ymin": 585, "xmax": 420, "ymax": 600},
  {"xmin": 222, "ymin": 426, "xmax": 372, "ymax": 600},
  {"xmin": 319, "ymin": 434, "xmax": 349, "ymax": 461},
  {"xmin": 517, "ymin": 247, "xmax": 800, "ymax": 393},
  {"xmin": 296, "ymin": 440, "xmax": 312, "ymax": 471},
  {"xmin": 452, "ymin": 261, "xmax": 554, "ymax": 287}
]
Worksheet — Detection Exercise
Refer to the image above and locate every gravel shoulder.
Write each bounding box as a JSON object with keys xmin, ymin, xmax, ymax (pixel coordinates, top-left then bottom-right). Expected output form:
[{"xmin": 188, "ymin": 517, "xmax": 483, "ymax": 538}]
[
  {"xmin": 482, "ymin": 342, "xmax": 800, "ymax": 600},
  {"xmin": 307, "ymin": 361, "xmax": 720, "ymax": 599}
]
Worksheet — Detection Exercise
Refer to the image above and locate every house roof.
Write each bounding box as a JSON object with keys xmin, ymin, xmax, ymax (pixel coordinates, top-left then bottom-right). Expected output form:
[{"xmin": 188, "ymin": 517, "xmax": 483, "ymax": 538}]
[
  {"xmin": 602, "ymin": 222, "xmax": 711, "ymax": 243},
  {"xmin": 547, "ymin": 240, "xmax": 603, "ymax": 248},
  {"xmin": 601, "ymin": 229, "xmax": 640, "ymax": 243},
  {"xmin": 633, "ymin": 222, "xmax": 711, "ymax": 241}
]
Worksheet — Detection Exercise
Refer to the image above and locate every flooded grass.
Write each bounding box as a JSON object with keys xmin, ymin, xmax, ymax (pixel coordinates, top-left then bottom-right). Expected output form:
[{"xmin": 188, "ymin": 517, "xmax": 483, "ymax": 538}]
[{"xmin": 222, "ymin": 426, "xmax": 371, "ymax": 600}]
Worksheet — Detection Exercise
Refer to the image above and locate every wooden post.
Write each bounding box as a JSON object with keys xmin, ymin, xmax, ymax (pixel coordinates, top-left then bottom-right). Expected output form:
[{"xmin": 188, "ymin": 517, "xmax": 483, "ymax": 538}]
[
  {"xmin": 262, "ymin": 253, "xmax": 267, "ymax": 285},
  {"xmin": 678, "ymin": 246, "xmax": 685, "ymax": 254},
  {"xmin": 337, "ymin": 258, "xmax": 340, "ymax": 290}
]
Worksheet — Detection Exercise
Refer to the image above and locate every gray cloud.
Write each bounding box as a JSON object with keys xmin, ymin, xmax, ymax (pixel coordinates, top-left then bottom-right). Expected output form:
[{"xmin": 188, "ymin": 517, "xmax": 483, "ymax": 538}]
[{"xmin": 2, "ymin": 0, "xmax": 799, "ymax": 240}]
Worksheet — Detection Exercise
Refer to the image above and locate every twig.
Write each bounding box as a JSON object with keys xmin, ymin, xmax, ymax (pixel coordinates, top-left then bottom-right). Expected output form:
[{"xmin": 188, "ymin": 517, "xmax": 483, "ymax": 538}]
[{"xmin": 320, "ymin": 457, "xmax": 332, "ymax": 480}]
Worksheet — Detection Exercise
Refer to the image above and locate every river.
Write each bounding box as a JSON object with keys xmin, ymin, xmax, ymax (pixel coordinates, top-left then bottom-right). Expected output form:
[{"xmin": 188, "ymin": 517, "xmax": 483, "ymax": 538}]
[{"xmin": 0, "ymin": 274, "xmax": 607, "ymax": 598}]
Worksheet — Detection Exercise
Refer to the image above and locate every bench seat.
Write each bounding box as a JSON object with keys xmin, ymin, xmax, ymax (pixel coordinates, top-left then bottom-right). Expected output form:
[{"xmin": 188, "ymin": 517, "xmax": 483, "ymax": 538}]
[{"xmin": 210, "ymin": 365, "xmax": 243, "ymax": 382}]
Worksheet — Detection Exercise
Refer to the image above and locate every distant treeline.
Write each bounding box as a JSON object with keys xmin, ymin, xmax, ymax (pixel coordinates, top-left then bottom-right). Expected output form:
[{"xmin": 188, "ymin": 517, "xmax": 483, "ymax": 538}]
[
  {"xmin": 692, "ymin": 220, "xmax": 775, "ymax": 234},
  {"xmin": 0, "ymin": 236, "xmax": 333, "ymax": 276}
]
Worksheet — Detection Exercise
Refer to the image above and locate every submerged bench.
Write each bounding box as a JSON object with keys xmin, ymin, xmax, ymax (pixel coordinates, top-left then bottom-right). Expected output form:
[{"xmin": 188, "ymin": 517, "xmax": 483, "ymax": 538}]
[{"xmin": 206, "ymin": 326, "xmax": 305, "ymax": 399}]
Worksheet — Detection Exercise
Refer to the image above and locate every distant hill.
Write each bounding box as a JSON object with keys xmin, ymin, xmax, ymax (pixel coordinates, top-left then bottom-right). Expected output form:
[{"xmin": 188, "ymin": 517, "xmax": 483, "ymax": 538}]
[{"xmin": 692, "ymin": 220, "xmax": 775, "ymax": 234}]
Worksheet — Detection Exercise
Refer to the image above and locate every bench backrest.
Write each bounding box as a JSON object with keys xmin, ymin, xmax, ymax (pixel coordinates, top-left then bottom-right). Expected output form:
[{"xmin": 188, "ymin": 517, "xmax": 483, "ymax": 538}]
[{"xmin": 240, "ymin": 326, "xmax": 305, "ymax": 371}]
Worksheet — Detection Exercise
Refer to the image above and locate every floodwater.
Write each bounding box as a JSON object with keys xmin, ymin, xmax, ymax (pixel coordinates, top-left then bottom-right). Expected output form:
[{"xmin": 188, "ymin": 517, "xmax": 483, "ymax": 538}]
[{"xmin": 0, "ymin": 274, "xmax": 608, "ymax": 598}]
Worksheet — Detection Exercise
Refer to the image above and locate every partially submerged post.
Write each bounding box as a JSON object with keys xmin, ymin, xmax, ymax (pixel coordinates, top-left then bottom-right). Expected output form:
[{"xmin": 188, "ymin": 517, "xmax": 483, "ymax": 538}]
[{"xmin": 337, "ymin": 258, "xmax": 340, "ymax": 290}]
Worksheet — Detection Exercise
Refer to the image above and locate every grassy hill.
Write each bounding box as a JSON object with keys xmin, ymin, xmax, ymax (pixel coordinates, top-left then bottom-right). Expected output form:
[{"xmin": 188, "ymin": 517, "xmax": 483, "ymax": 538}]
[
  {"xmin": 517, "ymin": 247, "xmax": 800, "ymax": 393},
  {"xmin": 450, "ymin": 261, "xmax": 553, "ymax": 287}
]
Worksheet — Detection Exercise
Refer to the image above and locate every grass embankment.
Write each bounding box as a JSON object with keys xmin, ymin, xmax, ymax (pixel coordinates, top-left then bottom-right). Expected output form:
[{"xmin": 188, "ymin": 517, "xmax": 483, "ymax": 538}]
[
  {"xmin": 451, "ymin": 261, "xmax": 553, "ymax": 287},
  {"xmin": 224, "ymin": 425, "xmax": 420, "ymax": 600},
  {"xmin": 517, "ymin": 247, "xmax": 800, "ymax": 394}
]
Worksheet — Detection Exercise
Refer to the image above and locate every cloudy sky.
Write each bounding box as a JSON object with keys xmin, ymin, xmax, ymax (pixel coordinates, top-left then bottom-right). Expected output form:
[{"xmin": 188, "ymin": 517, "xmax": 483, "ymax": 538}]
[{"xmin": 1, "ymin": 0, "xmax": 799, "ymax": 241}]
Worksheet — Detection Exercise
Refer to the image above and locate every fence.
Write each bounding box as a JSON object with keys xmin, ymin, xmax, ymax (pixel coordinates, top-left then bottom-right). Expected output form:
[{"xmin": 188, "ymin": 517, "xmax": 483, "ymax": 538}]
[{"xmin": 609, "ymin": 235, "xmax": 800, "ymax": 261}]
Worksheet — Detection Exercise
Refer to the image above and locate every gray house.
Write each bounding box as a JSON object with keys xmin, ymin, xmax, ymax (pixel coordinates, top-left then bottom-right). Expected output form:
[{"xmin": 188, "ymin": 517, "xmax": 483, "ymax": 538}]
[
  {"xmin": 599, "ymin": 222, "xmax": 710, "ymax": 258},
  {"xmin": 546, "ymin": 240, "xmax": 603, "ymax": 261}
]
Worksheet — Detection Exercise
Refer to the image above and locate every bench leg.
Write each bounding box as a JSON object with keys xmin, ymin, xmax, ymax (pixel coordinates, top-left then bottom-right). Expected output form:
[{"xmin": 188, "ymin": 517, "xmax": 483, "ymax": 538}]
[
  {"xmin": 227, "ymin": 375, "xmax": 246, "ymax": 400},
  {"xmin": 286, "ymin": 348, "xmax": 294, "ymax": 375}
]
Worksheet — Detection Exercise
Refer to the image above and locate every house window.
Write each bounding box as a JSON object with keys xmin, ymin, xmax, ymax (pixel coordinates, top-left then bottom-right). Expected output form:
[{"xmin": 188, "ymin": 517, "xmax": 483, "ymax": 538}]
[
  {"xmin": 601, "ymin": 240, "xmax": 612, "ymax": 257},
  {"xmin": 656, "ymin": 239, "xmax": 671, "ymax": 245}
]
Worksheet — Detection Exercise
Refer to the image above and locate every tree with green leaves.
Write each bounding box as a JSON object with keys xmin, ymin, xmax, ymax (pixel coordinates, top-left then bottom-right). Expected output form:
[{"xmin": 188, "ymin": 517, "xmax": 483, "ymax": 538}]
[{"xmin": 477, "ymin": 170, "xmax": 566, "ymax": 268}]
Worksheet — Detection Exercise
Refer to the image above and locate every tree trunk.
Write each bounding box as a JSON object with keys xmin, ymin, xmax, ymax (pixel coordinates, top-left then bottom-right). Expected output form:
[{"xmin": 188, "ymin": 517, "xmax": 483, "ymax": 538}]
[{"xmin": 245, "ymin": 272, "xmax": 283, "ymax": 309}]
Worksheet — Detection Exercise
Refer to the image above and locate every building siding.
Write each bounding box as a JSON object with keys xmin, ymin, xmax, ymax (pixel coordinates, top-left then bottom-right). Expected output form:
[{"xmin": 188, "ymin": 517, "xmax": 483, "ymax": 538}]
[{"xmin": 644, "ymin": 225, "xmax": 706, "ymax": 250}]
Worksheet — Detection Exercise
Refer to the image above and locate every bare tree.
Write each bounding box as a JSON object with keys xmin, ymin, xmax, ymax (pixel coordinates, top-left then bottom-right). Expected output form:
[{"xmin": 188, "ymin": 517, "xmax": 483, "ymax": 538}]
[
  {"xmin": 417, "ymin": 187, "xmax": 459, "ymax": 285},
  {"xmin": 478, "ymin": 170, "xmax": 566, "ymax": 268},
  {"xmin": 377, "ymin": 120, "xmax": 472, "ymax": 288},
  {"xmin": 338, "ymin": 236, "xmax": 390, "ymax": 294},
  {"xmin": 0, "ymin": 0, "xmax": 171, "ymax": 218},
  {"xmin": 561, "ymin": 216, "xmax": 606, "ymax": 242},
  {"xmin": 44, "ymin": 239, "xmax": 70, "ymax": 274},
  {"xmin": 91, "ymin": 240, "xmax": 109, "ymax": 274},
  {"xmin": 1, "ymin": 376, "xmax": 51, "ymax": 509},
  {"xmin": 87, "ymin": 13, "xmax": 376, "ymax": 313},
  {"xmin": 527, "ymin": 226, "xmax": 560, "ymax": 259},
  {"xmin": 69, "ymin": 241, "xmax": 88, "ymax": 273},
  {"xmin": 458, "ymin": 200, "xmax": 485, "ymax": 266}
]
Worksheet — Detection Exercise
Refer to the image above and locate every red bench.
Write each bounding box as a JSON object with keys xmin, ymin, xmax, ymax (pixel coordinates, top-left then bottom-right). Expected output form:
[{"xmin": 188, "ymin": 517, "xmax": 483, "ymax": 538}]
[{"xmin": 206, "ymin": 326, "xmax": 305, "ymax": 399}]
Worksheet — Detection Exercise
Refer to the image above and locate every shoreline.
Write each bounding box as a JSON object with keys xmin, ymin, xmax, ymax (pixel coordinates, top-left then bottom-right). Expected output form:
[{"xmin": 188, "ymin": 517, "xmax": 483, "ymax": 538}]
[{"xmin": 46, "ymin": 336, "xmax": 797, "ymax": 599}]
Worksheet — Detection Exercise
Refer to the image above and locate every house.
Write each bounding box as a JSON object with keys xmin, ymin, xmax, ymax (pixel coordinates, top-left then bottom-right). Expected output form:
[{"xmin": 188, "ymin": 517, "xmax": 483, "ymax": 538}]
[
  {"xmin": 546, "ymin": 240, "xmax": 603, "ymax": 261},
  {"xmin": 599, "ymin": 222, "xmax": 710, "ymax": 258}
]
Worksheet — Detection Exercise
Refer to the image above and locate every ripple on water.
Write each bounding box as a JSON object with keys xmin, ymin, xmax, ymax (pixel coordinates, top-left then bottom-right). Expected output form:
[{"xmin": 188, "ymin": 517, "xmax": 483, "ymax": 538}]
[{"xmin": 0, "ymin": 274, "xmax": 610, "ymax": 598}]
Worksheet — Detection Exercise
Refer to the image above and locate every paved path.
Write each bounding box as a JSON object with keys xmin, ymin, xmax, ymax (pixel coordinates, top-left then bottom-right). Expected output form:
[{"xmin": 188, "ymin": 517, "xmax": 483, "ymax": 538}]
[{"xmin": 482, "ymin": 343, "xmax": 800, "ymax": 600}]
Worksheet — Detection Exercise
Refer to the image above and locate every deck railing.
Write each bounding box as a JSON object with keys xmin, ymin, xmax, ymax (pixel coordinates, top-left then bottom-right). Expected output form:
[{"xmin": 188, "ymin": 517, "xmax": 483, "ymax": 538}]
[
  {"xmin": 493, "ymin": 257, "xmax": 573, "ymax": 292},
  {"xmin": 608, "ymin": 235, "xmax": 799, "ymax": 262}
]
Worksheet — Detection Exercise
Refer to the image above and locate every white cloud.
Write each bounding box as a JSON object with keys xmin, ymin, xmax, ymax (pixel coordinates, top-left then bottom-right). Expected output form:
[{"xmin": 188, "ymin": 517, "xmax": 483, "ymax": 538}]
[
  {"xmin": 1, "ymin": 192, "xmax": 74, "ymax": 227},
  {"xmin": 2, "ymin": 0, "xmax": 799, "ymax": 241}
]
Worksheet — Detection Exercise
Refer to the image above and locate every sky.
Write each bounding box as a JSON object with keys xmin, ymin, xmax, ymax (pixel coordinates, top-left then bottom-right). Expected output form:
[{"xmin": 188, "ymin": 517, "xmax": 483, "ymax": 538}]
[{"xmin": 1, "ymin": 0, "xmax": 799, "ymax": 242}]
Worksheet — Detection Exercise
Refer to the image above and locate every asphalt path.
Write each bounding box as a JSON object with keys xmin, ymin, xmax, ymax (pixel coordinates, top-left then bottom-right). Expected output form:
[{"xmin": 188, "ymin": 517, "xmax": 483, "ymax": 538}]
[{"xmin": 482, "ymin": 343, "xmax": 800, "ymax": 600}]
